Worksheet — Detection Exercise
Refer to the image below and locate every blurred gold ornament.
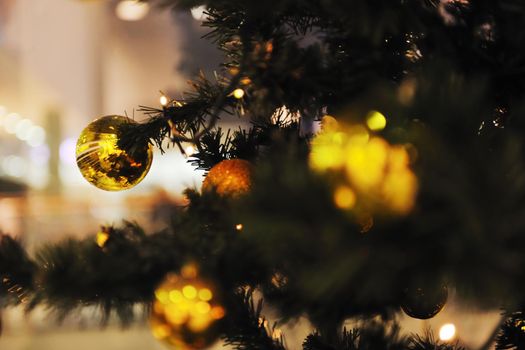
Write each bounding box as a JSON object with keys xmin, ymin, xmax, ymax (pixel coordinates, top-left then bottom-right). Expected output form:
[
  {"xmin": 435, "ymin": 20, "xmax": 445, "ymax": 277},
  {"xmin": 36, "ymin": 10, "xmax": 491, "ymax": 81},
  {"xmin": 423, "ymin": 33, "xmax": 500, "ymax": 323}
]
[
  {"xmin": 202, "ymin": 159, "xmax": 252, "ymax": 196},
  {"xmin": 151, "ymin": 266, "xmax": 225, "ymax": 350},
  {"xmin": 76, "ymin": 115, "xmax": 153, "ymax": 191},
  {"xmin": 310, "ymin": 114, "xmax": 417, "ymax": 215}
]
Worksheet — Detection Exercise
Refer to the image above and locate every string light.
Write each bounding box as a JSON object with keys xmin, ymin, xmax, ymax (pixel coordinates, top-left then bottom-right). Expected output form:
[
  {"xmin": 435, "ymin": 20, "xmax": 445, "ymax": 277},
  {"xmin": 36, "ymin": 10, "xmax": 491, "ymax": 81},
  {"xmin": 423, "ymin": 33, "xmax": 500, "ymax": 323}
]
[
  {"xmin": 96, "ymin": 231, "xmax": 110, "ymax": 248},
  {"xmin": 439, "ymin": 323, "xmax": 456, "ymax": 341},
  {"xmin": 235, "ymin": 224, "xmax": 243, "ymax": 231},
  {"xmin": 115, "ymin": 0, "xmax": 150, "ymax": 21},
  {"xmin": 191, "ymin": 6, "xmax": 208, "ymax": 21},
  {"xmin": 366, "ymin": 111, "xmax": 387, "ymax": 131},
  {"xmin": 232, "ymin": 88, "xmax": 245, "ymax": 99},
  {"xmin": 160, "ymin": 95, "xmax": 169, "ymax": 106},
  {"xmin": 185, "ymin": 145, "xmax": 196, "ymax": 157}
]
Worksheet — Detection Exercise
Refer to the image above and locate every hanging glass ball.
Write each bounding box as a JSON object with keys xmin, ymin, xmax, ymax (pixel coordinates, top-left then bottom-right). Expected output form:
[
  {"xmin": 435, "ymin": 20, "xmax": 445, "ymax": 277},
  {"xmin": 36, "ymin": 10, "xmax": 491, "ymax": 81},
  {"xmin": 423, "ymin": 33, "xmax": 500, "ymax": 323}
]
[
  {"xmin": 76, "ymin": 115, "xmax": 153, "ymax": 191},
  {"xmin": 401, "ymin": 285, "xmax": 448, "ymax": 320}
]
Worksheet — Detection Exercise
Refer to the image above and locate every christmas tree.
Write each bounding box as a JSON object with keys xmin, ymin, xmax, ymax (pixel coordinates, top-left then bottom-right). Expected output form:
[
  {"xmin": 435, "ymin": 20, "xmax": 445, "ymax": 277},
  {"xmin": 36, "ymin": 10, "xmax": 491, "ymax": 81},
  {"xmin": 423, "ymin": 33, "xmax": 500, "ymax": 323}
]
[{"xmin": 3, "ymin": 0, "xmax": 525, "ymax": 349}]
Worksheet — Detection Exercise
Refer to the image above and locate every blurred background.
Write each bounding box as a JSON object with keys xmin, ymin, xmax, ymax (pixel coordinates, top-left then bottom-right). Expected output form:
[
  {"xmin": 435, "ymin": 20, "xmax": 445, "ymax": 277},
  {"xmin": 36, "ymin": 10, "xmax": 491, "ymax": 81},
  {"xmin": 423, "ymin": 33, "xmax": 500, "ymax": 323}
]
[{"xmin": 0, "ymin": 0, "xmax": 502, "ymax": 349}]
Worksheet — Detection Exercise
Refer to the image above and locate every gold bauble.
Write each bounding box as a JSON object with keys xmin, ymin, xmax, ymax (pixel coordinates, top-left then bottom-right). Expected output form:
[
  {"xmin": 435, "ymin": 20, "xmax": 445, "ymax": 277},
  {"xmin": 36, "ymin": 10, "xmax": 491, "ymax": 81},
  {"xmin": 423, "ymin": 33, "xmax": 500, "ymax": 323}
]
[
  {"xmin": 151, "ymin": 266, "xmax": 226, "ymax": 350},
  {"xmin": 76, "ymin": 115, "xmax": 153, "ymax": 191},
  {"xmin": 202, "ymin": 159, "xmax": 252, "ymax": 196}
]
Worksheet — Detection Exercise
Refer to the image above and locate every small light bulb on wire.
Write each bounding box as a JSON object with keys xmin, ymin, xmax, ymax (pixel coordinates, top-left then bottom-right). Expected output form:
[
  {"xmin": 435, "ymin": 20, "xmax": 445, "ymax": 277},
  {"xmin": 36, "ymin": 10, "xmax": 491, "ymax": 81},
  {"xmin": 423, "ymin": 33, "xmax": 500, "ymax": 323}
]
[
  {"xmin": 439, "ymin": 323, "xmax": 456, "ymax": 341},
  {"xmin": 366, "ymin": 110, "xmax": 387, "ymax": 131},
  {"xmin": 185, "ymin": 145, "xmax": 196, "ymax": 157},
  {"xmin": 191, "ymin": 5, "xmax": 208, "ymax": 21},
  {"xmin": 160, "ymin": 95, "xmax": 169, "ymax": 107},
  {"xmin": 115, "ymin": 0, "xmax": 150, "ymax": 21},
  {"xmin": 233, "ymin": 88, "xmax": 245, "ymax": 99}
]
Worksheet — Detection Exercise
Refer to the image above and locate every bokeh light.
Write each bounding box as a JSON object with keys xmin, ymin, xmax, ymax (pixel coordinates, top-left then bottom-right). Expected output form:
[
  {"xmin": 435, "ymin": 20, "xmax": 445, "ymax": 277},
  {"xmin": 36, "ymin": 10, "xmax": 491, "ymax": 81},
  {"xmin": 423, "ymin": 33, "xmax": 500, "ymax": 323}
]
[
  {"xmin": 439, "ymin": 323, "xmax": 456, "ymax": 341},
  {"xmin": 115, "ymin": 0, "xmax": 150, "ymax": 21}
]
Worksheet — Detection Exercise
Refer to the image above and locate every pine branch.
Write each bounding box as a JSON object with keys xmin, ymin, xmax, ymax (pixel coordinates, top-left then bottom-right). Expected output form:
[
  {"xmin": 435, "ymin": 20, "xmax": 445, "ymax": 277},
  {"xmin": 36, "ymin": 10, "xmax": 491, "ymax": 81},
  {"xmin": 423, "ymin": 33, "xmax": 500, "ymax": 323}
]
[
  {"xmin": 222, "ymin": 289, "xmax": 286, "ymax": 350},
  {"xmin": 0, "ymin": 235, "xmax": 35, "ymax": 306},
  {"xmin": 28, "ymin": 222, "xmax": 182, "ymax": 325},
  {"xmin": 408, "ymin": 333, "xmax": 464, "ymax": 350},
  {"xmin": 303, "ymin": 322, "xmax": 408, "ymax": 350},
  {"xmin": 496, "ymin": 311, "xmax": 525, "ymax": 350}
]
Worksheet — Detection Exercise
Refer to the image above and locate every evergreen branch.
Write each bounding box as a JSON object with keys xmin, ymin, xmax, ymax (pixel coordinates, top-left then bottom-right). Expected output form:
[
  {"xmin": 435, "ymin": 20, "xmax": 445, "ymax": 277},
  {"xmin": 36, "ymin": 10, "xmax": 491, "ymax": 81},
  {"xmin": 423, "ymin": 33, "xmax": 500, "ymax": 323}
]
[
  {"xmin": 408, "ymin": 333, "xmax": 465, "ymax": 350},
  {"xmin": 222, "ymin": 289, "xmax": 286, "ymax": 350},
  {"xmin": 303, "ymin": 322, "xmax": 408, "ymax": 350},
  {"xmin": 496, "ymin": 311, "xmax": 525, "ymax": 350},
  {"xmin": 0, "ymin": 235, "xmax": 35, "ymax": 306},
  {"xmin": 27, "ymin": 222, "xmax": 182, "ymax": 325}
]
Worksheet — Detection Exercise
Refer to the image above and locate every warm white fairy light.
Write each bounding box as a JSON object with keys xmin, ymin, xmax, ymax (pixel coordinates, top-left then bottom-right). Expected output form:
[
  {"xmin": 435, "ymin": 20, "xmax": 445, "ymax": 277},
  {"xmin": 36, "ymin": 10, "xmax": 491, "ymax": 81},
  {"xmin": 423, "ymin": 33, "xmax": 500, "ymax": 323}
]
[
  {"xmin": 185, "ymin": 145, "xmax": 196, "ymax": 157},
  {"xmin": 191, "ymin": 6, "xmax": 208, "ymax": 21},
  {"xmin": 160, "ymin": 95, "xmax": 169, "ymax": 106},
  {"xmin": 439, "ymin": 323, "xmax": 456, "ymax": 341},
  {"xmin": 115, "ymin": 0, "xmax": 150, "ymax": 21},
  {"xmin": 233, "ymin": 88, "xmax": 245, "ymax": 99}
]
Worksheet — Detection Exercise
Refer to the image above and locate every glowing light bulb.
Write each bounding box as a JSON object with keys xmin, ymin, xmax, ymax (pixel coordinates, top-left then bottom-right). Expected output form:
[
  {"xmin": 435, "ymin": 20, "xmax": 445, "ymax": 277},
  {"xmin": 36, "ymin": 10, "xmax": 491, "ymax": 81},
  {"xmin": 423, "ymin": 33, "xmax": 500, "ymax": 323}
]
[
  {"xmin": 96, "ymin": 231, "xmax": 110, "ymax": 248},
  {"xmin": 115, "ymin": 0, "xmax": 150, "ymax": 21},
  {"xmin": 5, "ymin": 113, "xmax": 20, "ymax": 134},
  {"xmin": 366, "ymin": 110, "xmax": 387, "ymax": 131},
  {"xmin": 439, "ymin": 323, "xmax": 456, "ymax": 341},
  {"xmin": 185, "ymin": 145, "xmax": 196, "ymax": 156},
  {"xmin": 160, "ymin": 95, "xmax": 169, "ymax": 106},
  {"xmin": 27, "ymin": 126, "xmax": 46, "ymax": 147},
  {"xmin": 59, "ymin": 138, "xmax": 77, "ymax": 165},
  {"xmin": 191, "ymin": 6, "xmax": 208, "ymax": 21},
  {"xmin": 235, "ymin": 224, "xmax": 243, "ymax": 231},
  {"xmin": 15, "ymin": 119, "xmax": 33, "ymax": 140},
  {"xmin": 232, "ymin": 88, "xmax": 245, "ymax": 99}
]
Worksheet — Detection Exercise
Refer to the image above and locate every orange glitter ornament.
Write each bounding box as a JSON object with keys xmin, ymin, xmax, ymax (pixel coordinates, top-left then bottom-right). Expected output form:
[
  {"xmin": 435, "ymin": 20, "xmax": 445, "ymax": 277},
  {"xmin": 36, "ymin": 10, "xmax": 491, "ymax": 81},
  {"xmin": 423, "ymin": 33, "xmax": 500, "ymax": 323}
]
[{"xmin": 202, "ymin": 159, "xmax": 252, "ymax": 196}]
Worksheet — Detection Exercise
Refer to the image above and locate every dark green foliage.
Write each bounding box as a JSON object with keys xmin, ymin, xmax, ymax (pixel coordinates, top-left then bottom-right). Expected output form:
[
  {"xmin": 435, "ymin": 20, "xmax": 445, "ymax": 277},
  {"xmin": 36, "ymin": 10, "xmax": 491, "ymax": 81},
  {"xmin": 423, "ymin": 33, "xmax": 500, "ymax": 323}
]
[
  {"xmin": 0, "ymin": 235, "xmax": 35, "ymax": 305},
  {"xmin": 222, "ymin": 289, "xmax": 286, "ymax": 350},
  {"xmin": 302, "ymin": 324, "xmax": 465, "ymax": 350},
  {"xmin": 29, "ymin": 222, "xmax": 178, "ymax": 325},
  {"xmin": 408, "ymin": 333, "xmax": 465, "ymax": 350},
  {"xmin": 497, "ymin": 312, "xmax": 525, "ymax": 350},
  {"xmin": 5, "ymin": 0, "xmax": 525, "ymax": 347},
  {"xmin": 303, "ymin": 323, "xmax": 408, "ymax": 350}
]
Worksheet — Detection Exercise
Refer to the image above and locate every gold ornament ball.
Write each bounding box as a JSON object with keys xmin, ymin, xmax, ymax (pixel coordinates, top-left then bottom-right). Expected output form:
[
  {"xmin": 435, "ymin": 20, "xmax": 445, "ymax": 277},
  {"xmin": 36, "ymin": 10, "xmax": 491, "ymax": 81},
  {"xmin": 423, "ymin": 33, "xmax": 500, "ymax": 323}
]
[
  {"xmin": 150, "ymin": 267, "xmax": 226, "ymax": 350},
  {"xmin": 76, "ymin": 115, "xmax": 153, "ymax": 191},
  {"xmin": 202, "ymin": 159, "xmax": 252, "ymax": 196},
  {"xmin": 401, "ymin": 285, "xmax": 448, "ymax": 320}
]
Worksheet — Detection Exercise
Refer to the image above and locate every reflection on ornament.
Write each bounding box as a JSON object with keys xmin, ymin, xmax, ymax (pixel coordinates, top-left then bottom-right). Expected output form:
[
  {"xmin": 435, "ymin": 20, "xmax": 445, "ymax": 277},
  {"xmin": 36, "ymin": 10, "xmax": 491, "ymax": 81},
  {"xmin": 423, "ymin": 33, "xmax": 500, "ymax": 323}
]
[
  {"xmin": 401, "ymin": 285, "xmax": 448, "ymax": 319},
  {"xmin": 151, "ymin": 266, "xmax": 225, "ymax": 350},
  {"xmin": 202, "ymin": 159, "xmax": 252, "ymax": 197},
  {"xmin": 76, "ymin": 115, "xmax": 153, "ymax": 191}
]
